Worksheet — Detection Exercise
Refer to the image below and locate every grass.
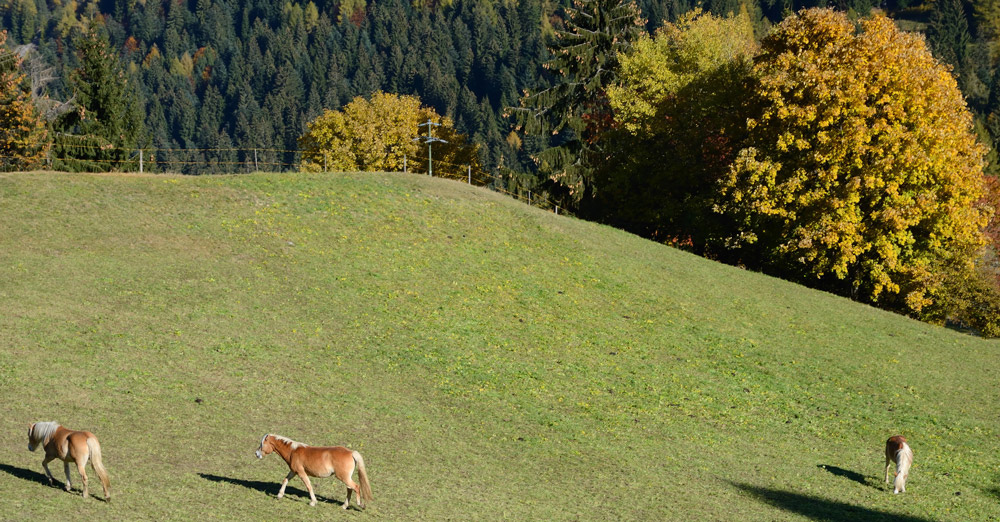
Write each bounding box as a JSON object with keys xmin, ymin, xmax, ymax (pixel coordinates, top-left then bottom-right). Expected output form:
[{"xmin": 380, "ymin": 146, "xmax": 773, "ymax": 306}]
[{"xmin": 0, "ymin": 170, "xmax": 997, "ymax": 520}]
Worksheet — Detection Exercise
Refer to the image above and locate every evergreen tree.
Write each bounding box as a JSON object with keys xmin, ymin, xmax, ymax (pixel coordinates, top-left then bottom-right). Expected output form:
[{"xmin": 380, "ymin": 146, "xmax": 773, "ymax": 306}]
[
  {"xmin": 927, "ymin": 0, "xmax": 971, "ymax": 68},
  {"xmin": 54, "ymin": 26, "xmax": 147, "ymax": 172},
  {"xmin": 514, "ymin": 0, "xmax": 643, "ymax": 209}
]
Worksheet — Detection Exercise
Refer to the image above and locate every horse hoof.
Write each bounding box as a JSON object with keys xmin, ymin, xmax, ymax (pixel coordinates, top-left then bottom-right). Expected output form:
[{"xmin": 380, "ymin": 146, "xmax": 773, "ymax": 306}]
[{"xmin": 309, "ymin": 501, "xmax": 317, "ymax": 507}]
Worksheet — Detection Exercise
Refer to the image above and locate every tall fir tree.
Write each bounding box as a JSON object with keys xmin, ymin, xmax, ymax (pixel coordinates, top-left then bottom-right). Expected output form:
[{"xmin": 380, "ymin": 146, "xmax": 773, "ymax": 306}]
[
  {"xmin": 54, "ymin": 26, "xmax": 147, "ymax": 172},
  {"xmin": 514, "ymin": 0, "xmax": 643, "ymax": 208}
]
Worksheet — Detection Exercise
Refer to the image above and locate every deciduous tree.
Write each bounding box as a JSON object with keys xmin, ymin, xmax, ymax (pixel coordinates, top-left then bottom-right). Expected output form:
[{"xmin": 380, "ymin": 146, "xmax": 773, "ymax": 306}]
[
  {"xmin": 597, "ymin": 8, "xmax": 756, "ymax": 251},
  {"xmin": 0, "ymin": 31, "xmax": 49, "ymax": 171},
  {"xmin": 715, "ymin": 9, "xmax": 993, "ymax": 316},
  {"xmin": 300, "ymin": 91, "xmax": 480, "ymax": 176}
]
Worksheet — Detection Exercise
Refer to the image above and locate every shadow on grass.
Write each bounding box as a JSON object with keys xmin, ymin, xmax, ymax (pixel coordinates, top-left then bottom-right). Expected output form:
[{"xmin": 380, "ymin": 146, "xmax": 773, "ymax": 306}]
[
  {"xmin": 817, "ymin": 464, "xmax": 877, "ymax": 489},
  {"xmin": 197, "ymin": 473, "xmax": 339, "ymax": 505},
  {"xmin": 0, "ymin": 463, "xmax": 109, "ymax": 502},
  {"xmin": 0, "ymin": 463, "xmax": 48, "ymax": 485},
  {"xmin": 732, "ymin": 482, "xmax": 934, "ymax": 522}
]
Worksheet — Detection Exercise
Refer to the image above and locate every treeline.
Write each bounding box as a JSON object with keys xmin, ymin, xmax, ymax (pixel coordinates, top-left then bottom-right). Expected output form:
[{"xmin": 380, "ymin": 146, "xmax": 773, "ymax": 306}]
[{"xmin": 0, "ymin": 0, "xmax": 887, "ymax": 174}]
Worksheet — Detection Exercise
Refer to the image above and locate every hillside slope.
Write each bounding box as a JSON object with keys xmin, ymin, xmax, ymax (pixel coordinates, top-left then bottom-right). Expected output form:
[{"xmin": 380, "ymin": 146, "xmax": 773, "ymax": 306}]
[{"xmin": 0, "ymin": 171, "xmax": 996, "ymax": 520}]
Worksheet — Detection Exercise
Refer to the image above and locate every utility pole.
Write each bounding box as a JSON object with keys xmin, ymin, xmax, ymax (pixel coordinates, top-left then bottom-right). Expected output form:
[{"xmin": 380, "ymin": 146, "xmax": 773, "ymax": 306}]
[{"xmin": 415, "ymin": 119, "xmax": 447, "ymax": 177}]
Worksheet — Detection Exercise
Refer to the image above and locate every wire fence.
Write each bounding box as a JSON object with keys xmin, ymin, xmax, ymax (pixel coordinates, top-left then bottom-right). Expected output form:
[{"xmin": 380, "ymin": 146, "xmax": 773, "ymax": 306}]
[{"xmin": 19, "ymin": 143, "xmax": 570, "ymax": 216}]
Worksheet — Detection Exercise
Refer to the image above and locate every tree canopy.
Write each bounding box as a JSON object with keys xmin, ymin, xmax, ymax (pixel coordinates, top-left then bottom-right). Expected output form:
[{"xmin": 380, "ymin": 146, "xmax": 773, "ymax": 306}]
[
  {"xmin": 597, "ymin": 9, "xmax": 756, "ymax": 249},
  {"xmin": 0, "ymin": 30, "xmax": 48, "ymax": 171},
  {"xmin": 515, "ymin": 0, "xmax": 643, "ymax": 204},
  {"xmin": 715, "ymin": 8, "xmax": 993, "ymax": 315},
  {"xmin": 300, "ymin": 91, "xmax": 480, "ymax": 176}
]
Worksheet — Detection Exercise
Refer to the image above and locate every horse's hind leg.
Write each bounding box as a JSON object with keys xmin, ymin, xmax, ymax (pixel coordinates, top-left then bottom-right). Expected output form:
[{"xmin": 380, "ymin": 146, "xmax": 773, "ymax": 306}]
[
  {"xmin": 76, "ymin": 458, "xmax": 90, "ymax": 498},
  {"xmin": 334, "ymin": 463, "xmax": 359, "ymax": 510},
  {"xmin": 63, "ymin": 461, "xmax": 73, "ymax": 492},
  {"xmin": 884, "ymin": 456, "xmax": 893, "ymax": 485}
]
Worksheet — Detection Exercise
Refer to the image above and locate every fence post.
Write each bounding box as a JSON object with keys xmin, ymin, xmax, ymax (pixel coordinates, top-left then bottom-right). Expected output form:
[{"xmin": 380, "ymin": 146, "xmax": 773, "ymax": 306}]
[
  {"xmin": 139, "ymin": 149, "xmax": 143, "ymax": 173},
  {"xmin": 528, "ymin": 191, "xmax": 532, "ymax": 206},
  {"xmin": 254, "ymin": 149, "xmax": 259, "ymax": 171},
  {"xmin": 468, "ymin": 165, "xmax": 471, "ymax": 184},
  {"xmin": 555, "ymin": 205, "xmax": 559, "ymax": 215},
  {"xmin": 324, "ymin": 151, "xmax": 328, "ymax": 173},
  {"xmin": 404, "ymin": 154, "xmax": 407, "ymax": 173}
]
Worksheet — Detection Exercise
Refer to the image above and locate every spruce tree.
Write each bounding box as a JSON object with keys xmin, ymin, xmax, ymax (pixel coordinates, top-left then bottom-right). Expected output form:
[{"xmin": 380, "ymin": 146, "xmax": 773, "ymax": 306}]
[
  {"xmin": 514, "ymin": 0, "xmax": 643, "ymax": 208},
  {"xmin": 54, "ymin": 27, "xmax": 147, "ymax": 172},
  {"xmin": 927, "ymin": 0, "xmax": 971, "ymax": 69}
]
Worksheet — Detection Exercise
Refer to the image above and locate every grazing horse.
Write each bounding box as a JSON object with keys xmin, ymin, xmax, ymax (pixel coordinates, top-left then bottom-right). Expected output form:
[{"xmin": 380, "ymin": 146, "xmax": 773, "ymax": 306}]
[
  {"xmin": 255, "ymin": 433, "xmax": 373, "ymax": 509},
  {"xmin": 884, "ymin": 435, "xmax": 913, "ymax": 494},
  {"xmin": 27, "ymin": 422, "xmax": 110, "ymax": 500}
]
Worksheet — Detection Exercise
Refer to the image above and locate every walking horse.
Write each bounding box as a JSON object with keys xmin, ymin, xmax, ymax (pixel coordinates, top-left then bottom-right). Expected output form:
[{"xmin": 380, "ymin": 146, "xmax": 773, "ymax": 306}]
[
  {"xmin": 256, "ymin": 433, "xmax": 373, "ymax": 509},
  {"xmin": 27, "ymin": 422, "xmax": 111, "ymax": 500},
  {"xmin": 884, "ymin": 435, "xmax": 913, "ymax": 494}
]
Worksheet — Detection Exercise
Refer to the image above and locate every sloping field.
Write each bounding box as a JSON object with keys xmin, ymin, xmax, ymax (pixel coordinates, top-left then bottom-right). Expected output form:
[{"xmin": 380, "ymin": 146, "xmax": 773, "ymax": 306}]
[{"xmin": 0, "ymin": 171, "xmax": 997, "ymax": 520}]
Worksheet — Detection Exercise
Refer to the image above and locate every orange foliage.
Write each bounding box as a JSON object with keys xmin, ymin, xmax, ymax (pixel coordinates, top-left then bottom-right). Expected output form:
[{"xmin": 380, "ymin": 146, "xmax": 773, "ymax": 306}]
[{"xmin": 0, "ymin": 31, "xmax": 49, "ymax": 171}]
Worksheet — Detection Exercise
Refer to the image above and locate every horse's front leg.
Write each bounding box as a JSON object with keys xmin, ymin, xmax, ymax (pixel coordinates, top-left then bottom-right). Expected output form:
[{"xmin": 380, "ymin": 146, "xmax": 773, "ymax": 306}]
[
  {"xmin": 298, "ymin": 472, "xmax": 317, "ymax": 506},
  {"xmin": 63, "ymin": 461, "xmax": 73, "ymax": 492},
  {"xmin": 41, "ymin": 457, "xmax": 55, "ymax": 487},
  {"xmin": 276, "ymin": 471, "xmax": 295, "ymax": 499}
]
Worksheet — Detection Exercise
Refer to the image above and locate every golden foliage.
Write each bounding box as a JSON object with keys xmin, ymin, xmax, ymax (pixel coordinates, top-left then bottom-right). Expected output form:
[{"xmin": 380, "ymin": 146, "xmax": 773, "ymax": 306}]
[
  {"xmin": 0, "ymin": 31, "xmax": 49, "ymax": 171},
  {"xmin": 715, "ymin": 9, "xmax": 993, "ymax": 315},
  {"xmin": 608, "ymin": 7, "xmax": 757, "ymax": 135},
  {"xmin": 299, "ymin": 91, "xmax": 480, "ymax": 176}
]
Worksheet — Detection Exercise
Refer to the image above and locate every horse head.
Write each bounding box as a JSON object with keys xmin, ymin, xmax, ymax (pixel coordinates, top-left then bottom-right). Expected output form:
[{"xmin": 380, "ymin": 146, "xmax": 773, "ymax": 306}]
[
  {"xmin": 27, "ymin": 423, "xmax": 36, "ymax": 452},
  {"xmin": 255, "ymin": 434, "xmax": 272, "ymax": 459}
]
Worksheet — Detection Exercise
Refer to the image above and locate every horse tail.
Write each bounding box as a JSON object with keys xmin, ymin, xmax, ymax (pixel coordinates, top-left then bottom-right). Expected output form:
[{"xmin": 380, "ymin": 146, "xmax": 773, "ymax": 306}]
[
  {"xmin": 86, "ymin": 436, "xmax": 111, "ymax": 500},
  {"xmin": 893, "ymin": 442, "xmax": 913, "ymax": 493},
  {"xmin": 352, "ymin": 450, "xmax": 373, "ymax": 503}
]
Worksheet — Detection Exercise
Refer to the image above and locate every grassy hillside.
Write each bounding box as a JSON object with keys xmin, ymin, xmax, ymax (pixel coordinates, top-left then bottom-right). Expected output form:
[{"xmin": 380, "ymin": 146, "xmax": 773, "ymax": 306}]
[{"xmin": 0, "ymin": 171, "xmax": 997, "ymax": 521}]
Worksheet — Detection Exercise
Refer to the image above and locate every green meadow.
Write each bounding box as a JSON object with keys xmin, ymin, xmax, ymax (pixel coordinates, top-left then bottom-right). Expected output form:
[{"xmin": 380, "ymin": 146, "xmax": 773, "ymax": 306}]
[{"xmin": 0, "ymin": 171, "xmax": 997, "ymax": 520}]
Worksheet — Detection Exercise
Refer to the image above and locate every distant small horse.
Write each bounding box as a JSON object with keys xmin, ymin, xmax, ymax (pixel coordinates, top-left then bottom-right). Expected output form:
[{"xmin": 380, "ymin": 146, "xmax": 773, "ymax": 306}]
[
  {"xmin": 256, "ymin": 433, "xmax": 373, "ymax": 509},
  {"xmin": 884, "ymin": 435, "xmax": 913, "ymax": 494},
  {"xmin": 27, "ymin": 421, "xmax": 110, "ymax": 500}
]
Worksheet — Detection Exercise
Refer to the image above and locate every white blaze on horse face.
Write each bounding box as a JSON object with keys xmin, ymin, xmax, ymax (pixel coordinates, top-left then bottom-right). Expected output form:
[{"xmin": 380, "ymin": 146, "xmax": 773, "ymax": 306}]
[{"xmin": 256, "ymin": 434, "xmax": 268, "ymax": 459}]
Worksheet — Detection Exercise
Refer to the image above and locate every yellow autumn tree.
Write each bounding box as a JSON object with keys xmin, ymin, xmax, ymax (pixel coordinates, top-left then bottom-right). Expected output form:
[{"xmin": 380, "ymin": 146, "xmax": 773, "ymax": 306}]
[
  {"xmin": 609, "ymin": 8, "xmax": 756, "ymax": 136},
  {"xmin": 596, "ymin": 9, "xmax": 756, "ymax": 251},
  {"xmin": 715, "ymin": 9, "xmax": 993, "ymax": 316},
  {"xmin": 0, "ymin": 30, "xmax": 49, "ymax": 171},
  {"xmin": 299, "ymin": 91, "xmax": 480, "ymax": 177}
]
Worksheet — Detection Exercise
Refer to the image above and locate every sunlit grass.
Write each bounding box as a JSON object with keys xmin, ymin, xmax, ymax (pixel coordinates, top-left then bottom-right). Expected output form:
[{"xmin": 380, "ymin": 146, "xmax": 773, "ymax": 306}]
[{"xmin": 0, "ymin": 171, "xmax": 997, "ymax": 520}]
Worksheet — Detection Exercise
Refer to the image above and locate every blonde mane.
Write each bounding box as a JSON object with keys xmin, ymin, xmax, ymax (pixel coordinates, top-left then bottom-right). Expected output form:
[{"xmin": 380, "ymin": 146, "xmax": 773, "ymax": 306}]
[
  {"xmin": 271, "ymin": 434, "xmax": 307, "ymax": 450},
  {"xmin": 29, "ymin": 421, "xmax": 60, "ymax": 445}
]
